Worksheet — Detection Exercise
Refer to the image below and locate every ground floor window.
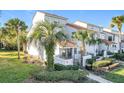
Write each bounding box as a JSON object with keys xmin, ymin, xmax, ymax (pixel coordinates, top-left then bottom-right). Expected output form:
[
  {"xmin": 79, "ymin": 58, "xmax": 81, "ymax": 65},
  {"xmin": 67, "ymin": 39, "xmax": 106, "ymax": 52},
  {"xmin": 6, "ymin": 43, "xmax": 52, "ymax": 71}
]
[{"xmin": 59, "ymin": 48, "xmax": 73, "ymax": 59}]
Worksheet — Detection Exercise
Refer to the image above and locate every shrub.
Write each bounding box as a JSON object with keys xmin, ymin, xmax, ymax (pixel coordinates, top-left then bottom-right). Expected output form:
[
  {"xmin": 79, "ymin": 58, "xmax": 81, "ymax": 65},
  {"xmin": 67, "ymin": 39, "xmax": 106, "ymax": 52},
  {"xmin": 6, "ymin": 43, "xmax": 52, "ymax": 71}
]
[
  {"xmin": 66, "ymin": 65, "xmax": 79, "ymax": 70},
  {"xmin": 92, "ymin": 58, "xmax": 112, "ymax": 69},
  {"xmin": 54, "ymin": 64, "xmax": 79, "ymax": 71},
  {"xmin": 86, "ymin": 59, "xmax": 94, "ymax": 64},
  {"xmin": 113, "ymin": 53, "xmax": 124, "ymax": 60},
  {"xmin": 34, "ymin": 70, "xmax": 88, "ymax": 82},
  {"xmin": 54, "ymin": 64, "xmax": 66, "ymax": 71},
  {"xmin": 107, "ymin": 51, "xmax": 113, "ymax": 55}
]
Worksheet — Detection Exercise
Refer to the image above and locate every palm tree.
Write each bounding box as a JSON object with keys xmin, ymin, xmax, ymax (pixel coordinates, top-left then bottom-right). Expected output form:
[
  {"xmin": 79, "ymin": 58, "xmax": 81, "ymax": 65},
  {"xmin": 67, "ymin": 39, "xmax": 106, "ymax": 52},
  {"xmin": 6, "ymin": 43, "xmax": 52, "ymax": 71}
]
[
  {"xmin": 20, "ymin": 31, "xmax": 28, "ymax": 63},
  {"xmin": 88, "ymin": 37, "xmax": 97, "ymax": 56},
  {"xmin": 72, "ymin": 30, "xmax": 94, "ymax": 67},
  {"xmin": 95, "ymin": 38, "xmax": 102, "ymax": 54},
  {"xmin": 20, "ymin": 31, "xmax": 28, "ymax": 52},
  {"xmin": 29, "ymin": 21, "xmax": 67, "ymax": 71},
  {"xmin": 110, "ymin": 15, "xmax": 124, "ymax": 53},
  {"xmin": 0, "ymin": 27, "xmax": 11, "ymax": 49},
  {"xmin": 5, "ymin": 18, "xmax": 28, "ymax": 59}
]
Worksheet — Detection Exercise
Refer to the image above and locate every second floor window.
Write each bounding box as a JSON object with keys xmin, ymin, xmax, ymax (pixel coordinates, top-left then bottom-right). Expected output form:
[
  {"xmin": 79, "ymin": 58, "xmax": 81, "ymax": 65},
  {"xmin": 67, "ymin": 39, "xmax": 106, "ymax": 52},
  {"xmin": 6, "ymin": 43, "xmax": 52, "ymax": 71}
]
[
  {"xmin": 100, "ymin": 34, "xmax": 105, "ymax": 39},
  {"xmin": 108, "ymin": 36, "xmax": 112, "ymax": 41},
  {"xmin": 54, "ymin": 21, "xmax": 59, "ymax": 25}
]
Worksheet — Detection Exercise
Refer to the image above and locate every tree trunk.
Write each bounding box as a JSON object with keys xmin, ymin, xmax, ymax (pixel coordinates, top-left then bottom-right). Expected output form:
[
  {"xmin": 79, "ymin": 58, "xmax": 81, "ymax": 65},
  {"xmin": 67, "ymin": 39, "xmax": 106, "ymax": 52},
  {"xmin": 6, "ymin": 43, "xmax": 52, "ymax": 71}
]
[
  {"xmin": 17, "ymin": 32, "xmax": 20, "ymax": 59},
  {"xmin": 118, "ymin": 31, "xmax": 122, "ymax": 54},
  {"xmin": 80, "ymin": 41, "xmax": 85, "ymax": 68},
  {"xmin": 23, "ymin": 42, "xmax": 27, "ymax": 52},
  {"xmin": 23, "ymin": 42, "xmax": 28, "ymax": 63},
  {"xmin": 45, "ymin": 44, "xmax": 55, "ymax": 71}
]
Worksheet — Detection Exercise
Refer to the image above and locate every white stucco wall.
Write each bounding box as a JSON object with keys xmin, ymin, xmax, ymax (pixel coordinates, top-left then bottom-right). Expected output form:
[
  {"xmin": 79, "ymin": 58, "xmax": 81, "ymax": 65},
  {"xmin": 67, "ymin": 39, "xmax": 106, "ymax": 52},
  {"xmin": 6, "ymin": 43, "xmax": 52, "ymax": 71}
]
[
  {"xmin": 28, "ymin": 12, "xmax": 68, "ymax": 61},
  {"xmin": 32, "ymin": 12, "xmax": 45, "ymax": 26}
]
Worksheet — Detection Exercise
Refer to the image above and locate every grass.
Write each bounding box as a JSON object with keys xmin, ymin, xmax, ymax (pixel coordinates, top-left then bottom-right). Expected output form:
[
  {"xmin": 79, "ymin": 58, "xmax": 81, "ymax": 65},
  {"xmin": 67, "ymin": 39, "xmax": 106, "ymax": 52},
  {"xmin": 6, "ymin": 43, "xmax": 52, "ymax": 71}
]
[
  {"xmin": 0, "ymin": 49, "xmax": 41, "ymax": 83},
  {"xmin": 103, "ymin": 66, "xmax": 124, "ymax": 83}
]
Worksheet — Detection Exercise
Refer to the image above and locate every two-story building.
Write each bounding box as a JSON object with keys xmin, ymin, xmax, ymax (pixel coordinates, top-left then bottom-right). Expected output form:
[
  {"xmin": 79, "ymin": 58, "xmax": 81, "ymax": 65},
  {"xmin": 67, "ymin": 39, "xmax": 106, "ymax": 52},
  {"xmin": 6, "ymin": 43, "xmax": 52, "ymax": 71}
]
[{"xmin": 27, "ymin": 11, "xmax": 124, "ymax": 66}]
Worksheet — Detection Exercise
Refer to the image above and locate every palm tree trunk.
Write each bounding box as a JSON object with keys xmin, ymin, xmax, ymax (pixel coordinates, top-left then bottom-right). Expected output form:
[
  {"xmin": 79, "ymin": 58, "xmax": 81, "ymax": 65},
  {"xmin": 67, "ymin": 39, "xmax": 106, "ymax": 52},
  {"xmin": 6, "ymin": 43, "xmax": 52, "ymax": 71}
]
[
  {"xmin": 80, "ymin": 41, "xmax": 85, "ymax": 68},
  {"xmin": 119, "ymin": 31, "xmax": 122, "ymax": 54},
  {"xmin": 45, "ymin": 44, "xmax": 55, "ymax": 71},
  {"xmin": 17, "ymin": 32, "xmax": 20, "ymax": 59},
  {"xmin": 23, "ymin": 43, "xmax": 27, "ymax": 52}
]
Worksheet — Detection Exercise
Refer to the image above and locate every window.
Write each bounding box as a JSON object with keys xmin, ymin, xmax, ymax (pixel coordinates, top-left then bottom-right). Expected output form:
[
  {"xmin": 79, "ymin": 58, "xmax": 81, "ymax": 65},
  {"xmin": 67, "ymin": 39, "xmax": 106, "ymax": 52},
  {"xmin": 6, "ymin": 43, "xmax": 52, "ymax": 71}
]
[
  {"xmin": 100, "ymin": 34, "xmax": 105, "ymax": 39},
  {"xmin": 54, "ymin": 21, "xmax": 59, "ymax": 25},
  {"xmin": 112, "ymin": 44, "xmax": 116, "ymax": 48},
  {"xmin": 72, "ymin": 32, "xmax": 76, "ymax": 38},
  {"xmin": 108, "ymin": 36, "xmax": 112, "ymax": 41},
  {"xmin": 74, "ymin": 48, "xmax": 77, "ymax": 54},
  {"xmin": 113, "ymin": 35, "xmax": 115, "ymax": 41},
  {"xmin": 59, "ymin": 48, "xmax": 72, "ymax": 59}
]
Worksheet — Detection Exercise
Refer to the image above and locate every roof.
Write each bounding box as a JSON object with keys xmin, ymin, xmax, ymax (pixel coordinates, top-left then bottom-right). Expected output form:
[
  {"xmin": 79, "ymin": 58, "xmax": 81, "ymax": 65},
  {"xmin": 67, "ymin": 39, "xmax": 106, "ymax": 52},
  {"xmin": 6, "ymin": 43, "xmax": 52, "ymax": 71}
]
[
  {"xmin": 103, "ymin": 30, "xmax": 118, "ymax": 35},
  {"xmin": 101, "ymin": 39, "xmax": 115, "ymax": 45},
  {"xmin": 39, "ymin": 11, "xmax": 68, "ymax": 20},
  {"xmin": 66, "ymin": 23, "xmax": 87, "ymax": 30},
  {"xmin": 76, "ymin": 20, "xmax": 102, "ymax": 28},
  {"xmin": 66, "ymin": 23, "xmax": 97, "ymax": 33},
  {"xmin": 59, "ymin": 40, "xmax": 76, "ymax": 48}
]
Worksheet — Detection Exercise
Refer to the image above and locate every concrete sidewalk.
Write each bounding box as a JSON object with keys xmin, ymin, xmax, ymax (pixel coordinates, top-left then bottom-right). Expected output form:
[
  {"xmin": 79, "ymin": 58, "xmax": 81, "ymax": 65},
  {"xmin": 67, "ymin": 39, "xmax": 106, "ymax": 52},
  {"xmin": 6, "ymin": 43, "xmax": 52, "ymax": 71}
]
[{"xmin": 87, "ymin": 72, "xmax": 112, "ymax": 83}]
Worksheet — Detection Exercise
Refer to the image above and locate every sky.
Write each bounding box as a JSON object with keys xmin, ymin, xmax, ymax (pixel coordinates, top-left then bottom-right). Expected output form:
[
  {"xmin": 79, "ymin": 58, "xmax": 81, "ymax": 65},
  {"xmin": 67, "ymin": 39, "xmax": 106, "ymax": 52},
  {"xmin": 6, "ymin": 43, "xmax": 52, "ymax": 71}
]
[{"xmin": 1, "ymin": 10, "xmax": 124, "ymax": 31}]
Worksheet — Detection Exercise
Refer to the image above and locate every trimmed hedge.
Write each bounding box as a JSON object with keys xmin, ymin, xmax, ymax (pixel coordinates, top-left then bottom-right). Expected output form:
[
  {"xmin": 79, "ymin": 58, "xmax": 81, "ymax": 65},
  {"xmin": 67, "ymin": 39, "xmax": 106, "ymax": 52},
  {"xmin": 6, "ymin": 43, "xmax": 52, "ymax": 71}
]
[
  {"xmin": 34, "ymin": 70, "xmax": 88, "ymax": 82},
  {"xmin": 54, "ymin": 64, "xmax": 79, "ymax": 71},
  {"xmin": 92, "ymin": 58, "xmax": 112, "ymax": 69}
]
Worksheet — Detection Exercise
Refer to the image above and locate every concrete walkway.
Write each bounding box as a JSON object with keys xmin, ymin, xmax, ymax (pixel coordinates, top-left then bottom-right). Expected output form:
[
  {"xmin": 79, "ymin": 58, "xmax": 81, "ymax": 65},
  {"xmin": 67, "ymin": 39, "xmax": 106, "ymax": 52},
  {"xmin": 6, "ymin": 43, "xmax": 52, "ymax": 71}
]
[{"xmin": 87, "ymin": 72, "xmax": 112, "ymax": 83}]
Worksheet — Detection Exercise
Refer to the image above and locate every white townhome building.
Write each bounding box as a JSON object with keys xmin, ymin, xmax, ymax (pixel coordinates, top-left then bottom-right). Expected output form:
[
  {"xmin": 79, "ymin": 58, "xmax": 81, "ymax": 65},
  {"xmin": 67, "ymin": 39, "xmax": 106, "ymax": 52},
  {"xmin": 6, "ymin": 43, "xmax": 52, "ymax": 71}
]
[{"xmin": 27, "ymin": 11, "xmax": 124, "ymax": 67}]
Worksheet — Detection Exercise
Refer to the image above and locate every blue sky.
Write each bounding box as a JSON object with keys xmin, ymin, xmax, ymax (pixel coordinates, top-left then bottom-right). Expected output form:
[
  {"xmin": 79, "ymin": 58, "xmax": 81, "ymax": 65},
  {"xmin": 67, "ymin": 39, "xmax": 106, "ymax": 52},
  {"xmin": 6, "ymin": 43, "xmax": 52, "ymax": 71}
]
[{"xmin": 1, "ymin": 10, "xmax": 124, "ymax": 31}]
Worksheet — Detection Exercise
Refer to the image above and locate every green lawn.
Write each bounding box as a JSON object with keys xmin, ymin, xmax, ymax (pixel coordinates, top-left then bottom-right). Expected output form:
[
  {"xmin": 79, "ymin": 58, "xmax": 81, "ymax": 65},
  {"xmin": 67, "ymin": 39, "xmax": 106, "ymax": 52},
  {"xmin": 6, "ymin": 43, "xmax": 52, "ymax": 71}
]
[
  {"xmin": 0, "ymin": 50, "xmax": 41, "ymax": 83},
  {"xmin": 104, "ymin": 66, "xmax": 124, "ymax": 83}
]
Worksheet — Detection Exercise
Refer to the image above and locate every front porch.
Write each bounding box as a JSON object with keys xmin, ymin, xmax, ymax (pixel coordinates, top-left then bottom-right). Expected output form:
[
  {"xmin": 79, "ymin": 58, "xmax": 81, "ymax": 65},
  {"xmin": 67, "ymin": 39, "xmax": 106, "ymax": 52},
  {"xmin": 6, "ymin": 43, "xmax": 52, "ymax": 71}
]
[
  {"xmin": 54, "ymin": 47, "xmax": 92, "ymax": 67},
  {"xmin": 54, "ymin": 41, "xmax": 80, "ymax": 65},
  {"xmin": 54, "ymin": 47, "xmax": 79, "ymax": 65}
]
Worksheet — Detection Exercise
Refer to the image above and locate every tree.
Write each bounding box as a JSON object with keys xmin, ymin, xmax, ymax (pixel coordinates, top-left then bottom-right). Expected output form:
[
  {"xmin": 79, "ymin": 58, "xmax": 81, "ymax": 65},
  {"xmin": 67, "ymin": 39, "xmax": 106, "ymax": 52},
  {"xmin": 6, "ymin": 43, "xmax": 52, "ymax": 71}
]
[
  {"xmin": 5, "ymin": 18, "xmax": 28, "ymax": 59},
  {"xmin": 88, "ymin": 37, "xmax": 97, "ymax": 56},
  {"xmin": 0, "ymin": 27, "xmax": 16, "ymax": 49},
  {"xmin": 20, "ymin": 31, "xmax": 28, "ymax": 52},
  {"xmin": 95, "ymin": 38, "xmax": 102, "ymax": 54},
  {"xmin": 110, "ymin": 15, "xmax": 124, "ymax": 53},
  {"xmin": 72, "ymin": 30, "xmax": 94, "ymax": 67},
  {"xmin": 29, "ymin": 21, "xmax": 67, "ymax": 71}
]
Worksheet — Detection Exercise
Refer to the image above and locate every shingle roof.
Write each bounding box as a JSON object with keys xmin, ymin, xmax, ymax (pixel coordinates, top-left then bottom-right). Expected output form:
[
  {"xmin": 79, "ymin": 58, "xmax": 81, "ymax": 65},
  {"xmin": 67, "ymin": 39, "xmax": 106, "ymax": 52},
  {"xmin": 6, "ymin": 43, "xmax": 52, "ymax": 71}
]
[
  {"xmin": 101, "ymin": 39, "xmax": 115, "ymax": 45},
  {"xmin": 59, "ymin": 40, "xmax": 76, "ymax": 48}
]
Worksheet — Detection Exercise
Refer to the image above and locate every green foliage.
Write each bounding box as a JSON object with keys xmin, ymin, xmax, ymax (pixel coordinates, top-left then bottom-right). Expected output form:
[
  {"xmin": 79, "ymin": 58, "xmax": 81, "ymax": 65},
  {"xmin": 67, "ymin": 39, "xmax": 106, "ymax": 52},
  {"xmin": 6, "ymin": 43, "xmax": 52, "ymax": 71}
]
[
  {"xmin": 54, "ymin": 64, "xmax": 66, "ymax": 71},
  {"xmin": 113, "ymin": 53, "xmax": 124, "ymax": 61},
  {"xmin": 86, "ymin": 59, "xmax": 94, "ymax": 64},
  {"xmin": 107, "ymin": 51, "xmax": 114, "ymax": 55},
  {"xmin": 54, "ymin": 64, "xmax": 79, "ymax": 71},
  {"xmin": 66, "ymin": 65, "xmax": 79, "ymax": 70},
  {"xmin": 92, "ymin": 58, "xmax": 112, "ymax": 69},
  {"xmin": 29, "ymin": 21, "xmax": 68, "ymax": 71},
  {"xmin": 85, "ymin": 58, "xmax": 95, "ymax": 70},
  {"xmin": 0, "ymin": 18, "xmax": 28, "ymax": 52},
  {"xmin": 110, "ymin": 16, "xmax": 124, "ymax": 53},
  {"xmin": 34, "ymin": 70, "xmax": 88, "ymax": 82}
]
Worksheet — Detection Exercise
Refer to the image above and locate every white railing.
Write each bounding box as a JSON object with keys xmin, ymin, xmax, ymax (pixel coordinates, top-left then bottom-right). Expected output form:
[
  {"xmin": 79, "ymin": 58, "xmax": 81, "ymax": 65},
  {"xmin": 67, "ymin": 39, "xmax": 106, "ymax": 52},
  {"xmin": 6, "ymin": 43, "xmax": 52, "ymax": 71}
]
[
  {"xmin": 54, "ymin": 56, "xmax": 73, "ymax": 65},
  {"xmin": 54, "ymin": 54, "xmax": 92, "ymax": 67}
]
